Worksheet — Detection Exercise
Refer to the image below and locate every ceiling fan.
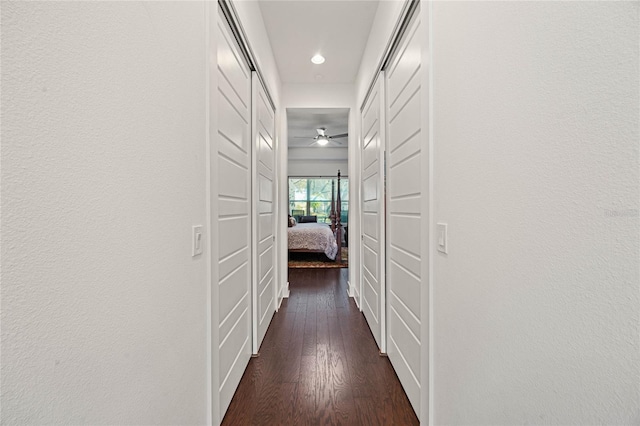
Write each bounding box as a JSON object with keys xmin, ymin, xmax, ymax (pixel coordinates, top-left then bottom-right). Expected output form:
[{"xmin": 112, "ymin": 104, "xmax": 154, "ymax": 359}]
[{"xmin": 305, "ymin": 128, "xmax": 348, "ymax": 146}]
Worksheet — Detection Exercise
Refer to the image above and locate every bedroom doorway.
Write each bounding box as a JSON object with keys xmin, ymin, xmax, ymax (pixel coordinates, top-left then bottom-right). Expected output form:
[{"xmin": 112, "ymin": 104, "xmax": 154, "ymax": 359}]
[{"xmin": 286, "ymin": 108, "xmax": 350, "ymax": 271}]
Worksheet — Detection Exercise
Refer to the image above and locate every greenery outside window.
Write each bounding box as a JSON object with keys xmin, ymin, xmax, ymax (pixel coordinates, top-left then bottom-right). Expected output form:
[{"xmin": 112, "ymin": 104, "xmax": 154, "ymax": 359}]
[{"xmin": 289, "ymin": 177, "xmax": 348, "ymax": 224}]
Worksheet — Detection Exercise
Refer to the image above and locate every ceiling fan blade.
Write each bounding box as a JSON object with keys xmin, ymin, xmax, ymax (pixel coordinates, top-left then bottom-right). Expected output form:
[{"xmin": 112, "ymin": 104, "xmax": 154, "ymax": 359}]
[
  {"xmin": 330, "ymin": 133, "xmax": 348, "ymax": 139},
  {"xmin": 292, "ymin": 136, "xmax": 316, "ymax": 139}
]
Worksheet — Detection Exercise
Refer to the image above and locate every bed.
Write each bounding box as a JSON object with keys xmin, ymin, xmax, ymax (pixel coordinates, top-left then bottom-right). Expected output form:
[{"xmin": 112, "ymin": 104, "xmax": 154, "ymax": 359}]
[
  {"xmin": 288, "ymin": 170, "xmax": 344, "ymax": 262},
  {"xmin": 288, "ymin": 223, "xmax": 338, "ymax": 260}
]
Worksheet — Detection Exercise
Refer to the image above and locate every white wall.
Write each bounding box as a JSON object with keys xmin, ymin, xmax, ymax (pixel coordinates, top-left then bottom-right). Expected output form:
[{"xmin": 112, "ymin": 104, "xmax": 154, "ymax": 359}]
[
  {"xmin": 231, "ymin": 0, "xmax": 281, "ymax": 108},
  {"xmin": 1, "ymin": 2, "xmax": 208, "ymax": 424},
  {"xmin": 355, "ymin": 0, "xmax": 407, "ymax": 106},
  {"xmin": 283, "ymin": 83, "xmax": 354, "ymax": 108},
  {"xmin": 288, "ymin": 146, "xmax": 348, "ymax": 177},
  {"xmin": 288, "ymin": 160, "xmax": 349, "ymax": 178},
  {"xmin": 432, "ymin": 2, "xmax": 640, "ymax": 424}
]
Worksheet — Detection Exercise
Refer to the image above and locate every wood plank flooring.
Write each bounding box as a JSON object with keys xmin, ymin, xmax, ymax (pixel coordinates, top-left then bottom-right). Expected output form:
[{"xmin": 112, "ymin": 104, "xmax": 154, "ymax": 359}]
[{"xmin": 222, "ymin": 268, "xmax": 419, "ymax": 425}]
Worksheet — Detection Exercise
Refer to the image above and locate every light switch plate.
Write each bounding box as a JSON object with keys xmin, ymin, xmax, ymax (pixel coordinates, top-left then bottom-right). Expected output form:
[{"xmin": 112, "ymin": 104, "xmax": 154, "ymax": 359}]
[
  {"xmin": 192, "ymin": 225, "xmax": 203, "ymax": 257},
  {"xmin": 437, "ymin": 223, "xmax": 448, "ymax": 254}
]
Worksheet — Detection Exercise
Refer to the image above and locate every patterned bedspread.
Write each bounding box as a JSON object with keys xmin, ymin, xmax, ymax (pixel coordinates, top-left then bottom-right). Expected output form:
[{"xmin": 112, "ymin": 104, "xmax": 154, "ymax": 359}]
[{"xmin": 288, "ymin": 223, "xmax": 338, "ymax": 260}]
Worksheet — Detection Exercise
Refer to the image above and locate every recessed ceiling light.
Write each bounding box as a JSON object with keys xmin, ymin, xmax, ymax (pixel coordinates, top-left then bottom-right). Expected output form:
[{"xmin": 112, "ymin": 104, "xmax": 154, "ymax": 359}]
[{"xmin": 311, "ymin": 54, "xmax": 325, "ymax": 65}]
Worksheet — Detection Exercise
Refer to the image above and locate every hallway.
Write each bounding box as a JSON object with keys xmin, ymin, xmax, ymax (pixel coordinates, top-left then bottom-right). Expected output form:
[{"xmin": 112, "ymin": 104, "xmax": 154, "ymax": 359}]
[
  {"xmin": 222, "ymin": 269, "xmax": 419, "ymax": 425},
  {"xmin": 3, "ymin": 2, "xmax": 638, "ymax": 424}
]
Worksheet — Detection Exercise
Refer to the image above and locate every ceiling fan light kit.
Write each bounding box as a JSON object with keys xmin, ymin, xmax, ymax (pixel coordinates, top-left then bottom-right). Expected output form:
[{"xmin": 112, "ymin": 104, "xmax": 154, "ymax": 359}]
[
  {"xmin": 311, "ymin": 54, "xmax": 325, "ymax": 64},
  {"xmin": 306, "ymin": 128, "xmax": 347, "ymax": 147},
  {"xmin": 293, "ymin": 127, "xmax": 348, "ymax": 147}
]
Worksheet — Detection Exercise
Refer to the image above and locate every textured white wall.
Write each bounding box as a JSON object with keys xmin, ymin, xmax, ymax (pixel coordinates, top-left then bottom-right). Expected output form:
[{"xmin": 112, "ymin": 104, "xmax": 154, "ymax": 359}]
[
  {"xmin": 288, "ymin": 146, "xmax": 348, "ymax": 177},
  {"xmin": 283, "ymin": 83, "xmax": 355, "ymax": 109},
  {"xmin": 232, "ymin": 0, "xmax": 282, "ymax": 107},
  {"xmin": 432, "ymin": 2, "xmax": 639, "ymax": 424},
  {"xmin": 1, "ymin": 2, "xmax": 208, "ymax": 424},
  {"xmin": 355, "ymin": 0, "xmax": 406, "ymax": 106},
  {"xmin": 288, "ymin": 160, "xmax": 349, "ymax": 178}
]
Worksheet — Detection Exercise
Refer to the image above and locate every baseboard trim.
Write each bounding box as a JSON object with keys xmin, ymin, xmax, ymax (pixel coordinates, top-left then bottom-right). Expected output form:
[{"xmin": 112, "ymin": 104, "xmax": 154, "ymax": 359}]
[
  {"xmin": 276, "ymin": 281, "xmax": 289, "ymax": 311},
  {"xmin": 347, "ymin": 280, "xmax": 355, "ymax": 298}
]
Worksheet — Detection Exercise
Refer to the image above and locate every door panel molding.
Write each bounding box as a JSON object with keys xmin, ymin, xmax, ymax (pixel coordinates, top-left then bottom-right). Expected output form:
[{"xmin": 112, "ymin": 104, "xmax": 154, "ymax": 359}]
[
  {"xmin": 252, "ymin": 73, "xmax": 276, "ymax": 354},
  {"xmin": 384, "ymin": 7, "xmax": 424, "ymax": 418},
  {"xmin": 213, "ymin": 5, "xmax": 252, "ymax": 420},
  {"xmin": 360, "ymin": 75, "xmax": 386, "ymax": 352}
]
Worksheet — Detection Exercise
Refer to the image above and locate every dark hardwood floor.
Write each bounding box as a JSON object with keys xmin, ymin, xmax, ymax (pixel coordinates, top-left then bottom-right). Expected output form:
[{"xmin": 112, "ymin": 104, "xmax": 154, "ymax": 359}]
[{"xmin": 222, "ymin": 268, "xmax": 419, "ymax": 425}]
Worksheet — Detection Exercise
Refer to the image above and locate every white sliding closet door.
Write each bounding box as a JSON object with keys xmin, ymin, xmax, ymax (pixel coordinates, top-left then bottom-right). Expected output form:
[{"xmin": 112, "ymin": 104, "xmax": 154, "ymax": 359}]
[
  {"xmin": 252, "ymin": 74, "xmax": 276, "ymax": 352},
  {"xmin": 385, "ymin": 10, "xmax": 423, "ymax": 415},
  {"xmin": 215, "ymin": 6, "xmax": 252, "ymax": 416},
  {"xmin": 360, "ymin": 76, "xmax": 386, "ymax": 351}
]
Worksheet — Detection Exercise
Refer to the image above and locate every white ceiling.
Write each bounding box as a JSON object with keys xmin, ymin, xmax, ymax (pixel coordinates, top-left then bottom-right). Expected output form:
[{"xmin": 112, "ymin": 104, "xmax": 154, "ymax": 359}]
[
  {"xmin": 287, "ymin": 108, "xmax": 349, "ymax": 148},
  {"xmin": 258, "ymin": 0, "xmax": 379, "ymax": 84}
]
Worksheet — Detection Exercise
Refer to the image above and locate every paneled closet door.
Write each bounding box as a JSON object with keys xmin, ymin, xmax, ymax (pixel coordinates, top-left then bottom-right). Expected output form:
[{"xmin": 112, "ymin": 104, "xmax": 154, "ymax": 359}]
[
  {"xmin": 385, "ymin": 9, "xmax": 423, "ymax": 416},
  {"xmin": 216, "ymin": 6, "xmax": 252, "ymax": 417},
  {"xmin": 360, "ymin": 76, "xmax": 386, "ymax": 351},
  {"xmin": 252, "ymin": 74, "xmax": 276, "ymax": 353}
]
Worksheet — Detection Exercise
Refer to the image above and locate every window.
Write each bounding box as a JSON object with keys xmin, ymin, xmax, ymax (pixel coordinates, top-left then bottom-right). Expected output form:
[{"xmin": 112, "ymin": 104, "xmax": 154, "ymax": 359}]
[{"xmin": 289, "ymin": 177, "xmax": 349, "ymax": 224}]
